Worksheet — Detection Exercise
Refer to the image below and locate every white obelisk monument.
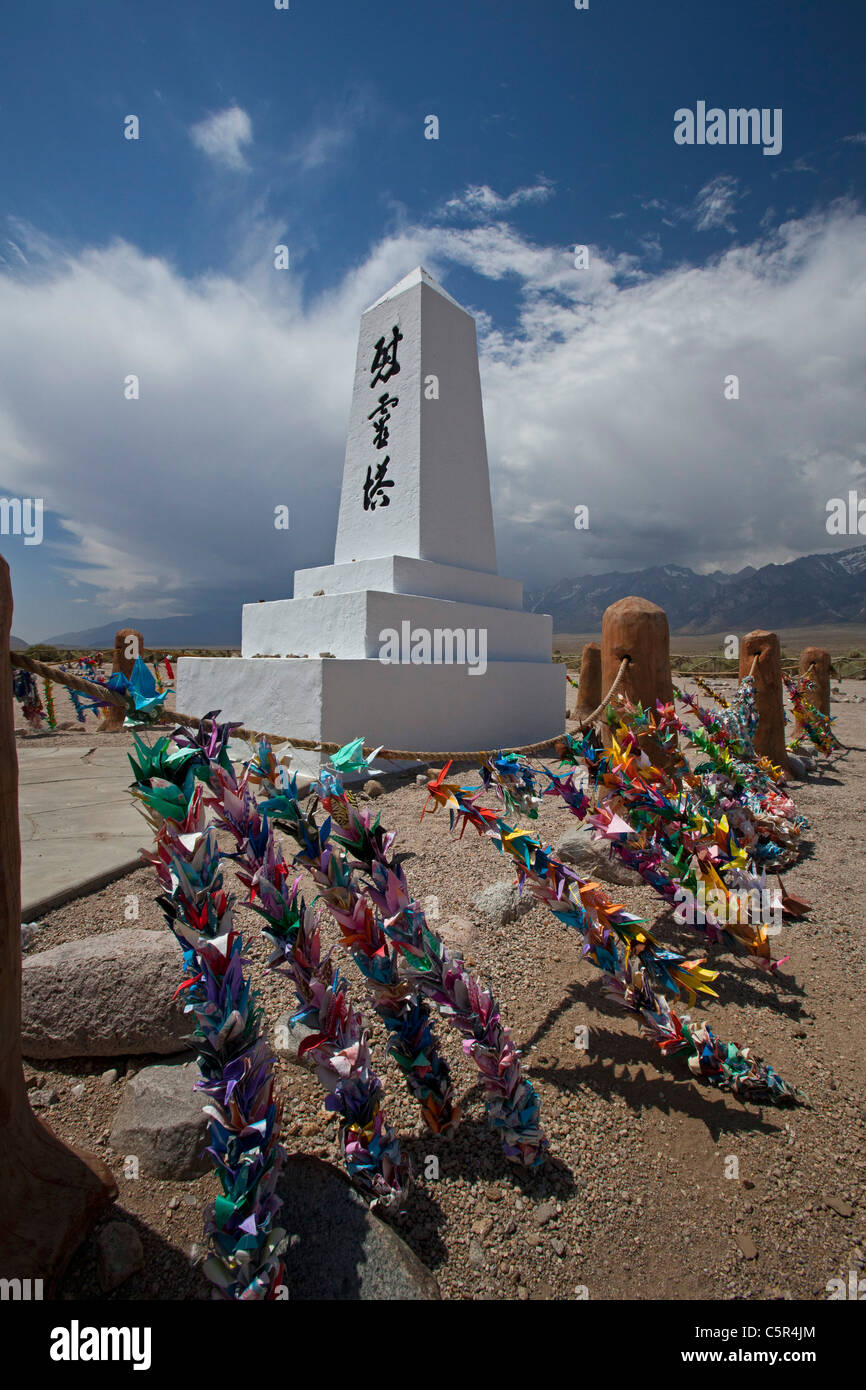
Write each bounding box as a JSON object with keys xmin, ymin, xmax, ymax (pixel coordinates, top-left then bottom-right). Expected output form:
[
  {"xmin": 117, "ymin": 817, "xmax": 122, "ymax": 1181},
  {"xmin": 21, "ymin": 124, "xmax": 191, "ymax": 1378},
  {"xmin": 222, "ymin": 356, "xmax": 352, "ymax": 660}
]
[{"xmin": 177, "ymin": 267, "xmax": 564, "ymax": 773}]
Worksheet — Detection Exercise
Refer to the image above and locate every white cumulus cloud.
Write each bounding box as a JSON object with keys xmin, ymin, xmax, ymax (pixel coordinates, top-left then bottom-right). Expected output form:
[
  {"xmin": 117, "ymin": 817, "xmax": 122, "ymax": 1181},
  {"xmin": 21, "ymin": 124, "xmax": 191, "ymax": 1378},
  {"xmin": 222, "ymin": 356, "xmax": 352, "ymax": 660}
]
[{"xmin": 189, "ymin": 105, "xmax": 253, "ymax": 171}]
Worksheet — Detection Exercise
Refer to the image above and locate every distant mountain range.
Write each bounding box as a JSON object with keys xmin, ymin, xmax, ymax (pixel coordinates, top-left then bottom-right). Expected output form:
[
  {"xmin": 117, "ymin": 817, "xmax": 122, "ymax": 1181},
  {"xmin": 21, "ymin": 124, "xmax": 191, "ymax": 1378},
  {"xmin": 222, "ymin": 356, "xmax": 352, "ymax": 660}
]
[
  {"xmin": 43, "ymin": 610, "xmax": 241, "ymax": 650},
  {"xmin": 10, "ymin": 635, "xmax": 28, "ymax": 650},
  {"xmin": 38, "ymin": 543, "xmax": 866, "ymax": 647},
  {"xmin": 526, "ymin": 544, "xmax": 866, "ymax": 634}
]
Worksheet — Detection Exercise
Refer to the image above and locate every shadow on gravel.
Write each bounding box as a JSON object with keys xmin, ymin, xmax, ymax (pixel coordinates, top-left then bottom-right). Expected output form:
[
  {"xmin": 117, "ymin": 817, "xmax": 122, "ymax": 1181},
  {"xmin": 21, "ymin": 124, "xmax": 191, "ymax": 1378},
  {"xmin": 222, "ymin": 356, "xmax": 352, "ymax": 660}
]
[
  {"xmin": 520, "ymin": 972, "xmax": 810, "ymax": 1056},
  {"xmin": 402, "ymin": 1112, "xmax": 576, "ymax": 1200},
  {"xmin": 536, "ymin": 1038, "xmax": 790, "ymax": 1140},
  {"xmin": 801, "ymin": 770, "xmax": 845, "ymax": 786}
]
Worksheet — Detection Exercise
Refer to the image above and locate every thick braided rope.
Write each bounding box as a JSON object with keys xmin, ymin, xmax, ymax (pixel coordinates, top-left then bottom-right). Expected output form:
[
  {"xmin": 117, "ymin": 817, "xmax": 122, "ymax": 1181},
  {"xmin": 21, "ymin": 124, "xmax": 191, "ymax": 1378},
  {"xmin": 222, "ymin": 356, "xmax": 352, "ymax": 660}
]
[
  {"xmin": 10, "ymin": 650, "xmax": 567, "ymax": 762},
  {"xmin": 575, "ymin": 655, "xmax": 630, "ymax": 729}
]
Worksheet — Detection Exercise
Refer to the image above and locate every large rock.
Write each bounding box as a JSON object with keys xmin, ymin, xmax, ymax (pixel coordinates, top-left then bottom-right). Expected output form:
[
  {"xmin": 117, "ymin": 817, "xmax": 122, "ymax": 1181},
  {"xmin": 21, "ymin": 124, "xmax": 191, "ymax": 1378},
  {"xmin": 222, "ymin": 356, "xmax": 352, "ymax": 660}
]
[
  {"xmin": 555, "ymin": 827, "xmax": 643, "ymax": 888},
  {"xmin": 21, "ymin": 928, "xmax": 191, "ymax": 1059},
  {"xmin": 276, "ymin": 1155, "xmax": 440, "ymax": 1300},
  {"xmin": 471, "ymin": 880, "xmax": 535, "ymax": 926},
  {"xmin": 109, "ymin": 1059, "xmax": 208, "ymax": 1180}
]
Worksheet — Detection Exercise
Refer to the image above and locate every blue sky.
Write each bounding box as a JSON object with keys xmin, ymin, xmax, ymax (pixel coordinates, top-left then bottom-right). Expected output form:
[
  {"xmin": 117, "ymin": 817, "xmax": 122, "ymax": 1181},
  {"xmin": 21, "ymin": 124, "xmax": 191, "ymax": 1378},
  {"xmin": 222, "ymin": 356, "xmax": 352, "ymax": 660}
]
[{"xmin": 1, "ymin": 0, "xmax": 865, "ymax": 638}]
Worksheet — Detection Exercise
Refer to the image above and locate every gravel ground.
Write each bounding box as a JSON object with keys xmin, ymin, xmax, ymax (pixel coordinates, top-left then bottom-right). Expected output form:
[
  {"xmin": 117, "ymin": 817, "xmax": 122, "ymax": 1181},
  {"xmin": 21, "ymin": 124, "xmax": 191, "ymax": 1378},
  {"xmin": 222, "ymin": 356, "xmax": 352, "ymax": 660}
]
[{"xmin": 17, "ymin": 674, "xmax": 866, "ymax": 1302}]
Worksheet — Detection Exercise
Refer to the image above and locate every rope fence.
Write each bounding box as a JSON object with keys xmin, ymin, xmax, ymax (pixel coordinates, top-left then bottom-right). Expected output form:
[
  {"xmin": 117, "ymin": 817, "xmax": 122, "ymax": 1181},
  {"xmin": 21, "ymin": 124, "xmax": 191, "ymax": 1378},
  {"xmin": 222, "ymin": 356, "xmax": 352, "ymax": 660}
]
[
  {"xmin": 11, "ymin": 649, "xmax": 624, "ymax": 764},
  {"xmin": 5, "ymin": 643, "xmax": 833, "ymax": 766}
]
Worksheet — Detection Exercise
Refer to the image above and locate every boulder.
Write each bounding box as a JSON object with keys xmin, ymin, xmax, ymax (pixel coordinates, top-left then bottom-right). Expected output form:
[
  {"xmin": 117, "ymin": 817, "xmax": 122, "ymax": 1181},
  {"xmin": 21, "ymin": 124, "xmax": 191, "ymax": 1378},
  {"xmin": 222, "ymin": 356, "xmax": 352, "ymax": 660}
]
[
  {"xmin": 109, "ymin": 1059, "xmax": 208, "ymax": 1180},
  {"xmin": 275, "ymin": 1155, "xmax": 440, "ymax": 1299},
  {"xmin": 21, "ymin": 928, "xmax": 191, "ymax": 1059},
  {"xmin": 554, "ymin": 827, "xmax": 643, "ymax": 888},
  {"xmin": 471, "ymin": 880, "xmax": 534, "ymax": 926}
]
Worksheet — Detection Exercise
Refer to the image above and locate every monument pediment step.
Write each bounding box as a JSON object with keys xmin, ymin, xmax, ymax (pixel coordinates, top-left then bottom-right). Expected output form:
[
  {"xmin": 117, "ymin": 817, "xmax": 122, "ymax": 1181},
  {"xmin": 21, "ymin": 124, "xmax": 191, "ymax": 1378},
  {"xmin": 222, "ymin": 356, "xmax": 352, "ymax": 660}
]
[
  {"xmin": 293, "ymin": 555, "xmax": 523, "ymax": 611},
  {"xmin": 242, "ymin": 590, "xmax": 552, "ymax": 663}
]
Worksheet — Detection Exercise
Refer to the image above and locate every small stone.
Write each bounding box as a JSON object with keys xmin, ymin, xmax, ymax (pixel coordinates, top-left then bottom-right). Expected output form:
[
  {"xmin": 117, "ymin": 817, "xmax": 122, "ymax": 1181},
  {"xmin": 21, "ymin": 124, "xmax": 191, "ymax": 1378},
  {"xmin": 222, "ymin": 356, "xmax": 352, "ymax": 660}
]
[
  {"xmin": 70, "ymin": 1083, "xmax": 86, "ymax": 1100},
  {"xmin": 273, "ymin": 1013, "xmax": 320, "ymax": 1068},
  {"xmin": 827, "ymin": 1197, "xmax": 853, "ymax": 1218},
  {"xmin": 472, "ymin": 880, "xmax": 534, "ymax": 927},
  {"xmin": 415, "ymin": 773, "xmax": 428, "ymax": 785},
  {"xmin": 168, "ymin": 1197, "xmax": 180, "ymax": 1210},
  {"xmin": 532, "ymin": 1281, "xmax": 556, "ymax": 1301},
  {"xmin": 96, "ymin": 1221, "xmax": 145, "ymax": 1293},
  {"xmin": 554, "ymin": 826, "xmax": 643, "ymax": 887},
  {"xmin": 363, "ymin": 780, "xmax": 385, "ymax": 799},
  {"xmin": 735, "ymin": 1233, "xmax": 758, "ymax": 1260},
  {"xmin": 551, "ymin": 1238, "xmax": 567, "ymax": 1257},
  {"xmin": 30, "ymin": 1087, "xmax": 58, "ymax": 1109},
  {"xmin": 438, "ymin": 917, "xmax": 477, "ymax": 951},
  {"xmin": 485, "ymin": 1186, "xmax": 503, "ymax": 1203},
  {"xmin": 472, "ymin": 1217, "xmax": 493, "ymax": 1240},
  {"xmin": 533, "ymin": 1201, "xmax": 557, "ymax": 1226},
  {"xmin": 101, "ymin": 1068, "xmax": 119, "ymax": 1085},
  {"xmin": 469, "ymin": 1239, "xmax": 485, "ymax": 1269}
]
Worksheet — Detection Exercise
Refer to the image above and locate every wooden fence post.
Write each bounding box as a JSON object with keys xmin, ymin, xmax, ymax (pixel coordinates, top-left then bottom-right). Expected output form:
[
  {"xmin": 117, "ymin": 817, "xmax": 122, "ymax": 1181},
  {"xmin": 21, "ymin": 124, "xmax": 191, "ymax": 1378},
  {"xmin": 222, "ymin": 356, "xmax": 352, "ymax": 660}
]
[
  {"xmin": 798, "ymin": 646, "xmax": 832, "ymax": 718},
  {"xmin": 0, "ymin": 555, "xmax": 116, "ymax": 1286},
  {"xmin": 601, "ymin": 596, "xmax": 678, "ymax": 769},
  {"xmin": 574, "ymin": 641, "xmax": 601, "ymax": 721},
  {"xmin": 739, "ymin": 630, "xmax": 791, "ymax": 772},
  {"xmin": 100, "ymin": 627, "xmax": 144, "ymax": 731}
]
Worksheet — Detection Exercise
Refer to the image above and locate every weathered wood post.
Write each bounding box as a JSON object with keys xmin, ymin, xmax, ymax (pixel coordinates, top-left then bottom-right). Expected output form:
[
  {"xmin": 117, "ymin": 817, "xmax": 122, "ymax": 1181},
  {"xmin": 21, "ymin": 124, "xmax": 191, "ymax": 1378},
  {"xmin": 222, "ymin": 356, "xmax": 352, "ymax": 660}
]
[
  {"xmin": 601, "ymin": 596, "xmax": 678, "ymax": 769},
  {"xmin": 739, "ymin": 630, "xmax": 791, "ymax": 772},
  {"xmin": 798, "ymin": 646, "xmax": 832, "ymax": 718},
  {"xmin": 0, "ymin": 555, "xmax": 116, "ymax": 1286},
  {"xmin": 99, "ymin": 626, "xmax": 144, "ymax": 731},
  {"xmin": 573, "ymin": 641, "xmax": 601, "ymax": 721}
]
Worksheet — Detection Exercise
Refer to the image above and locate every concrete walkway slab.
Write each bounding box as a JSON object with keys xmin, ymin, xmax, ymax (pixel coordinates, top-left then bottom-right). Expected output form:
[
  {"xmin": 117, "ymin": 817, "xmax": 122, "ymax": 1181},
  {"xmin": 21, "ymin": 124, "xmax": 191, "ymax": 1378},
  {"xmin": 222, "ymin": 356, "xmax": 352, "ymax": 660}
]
[{"xmin": 18, "ymin": 745, "xmax": 145, "ymax": 919}]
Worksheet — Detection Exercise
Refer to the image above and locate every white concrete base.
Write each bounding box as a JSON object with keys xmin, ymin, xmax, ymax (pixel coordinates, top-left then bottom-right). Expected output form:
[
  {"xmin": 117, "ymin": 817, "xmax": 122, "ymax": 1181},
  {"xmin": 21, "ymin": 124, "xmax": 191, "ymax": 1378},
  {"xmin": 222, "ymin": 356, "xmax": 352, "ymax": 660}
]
[
  {"xmin": 176, "ymin": 656, "xmax": 566, "ymax": 777},
  {"xmin": 242, "ymin": 590, "xmax": 552, "ymax": 662}
]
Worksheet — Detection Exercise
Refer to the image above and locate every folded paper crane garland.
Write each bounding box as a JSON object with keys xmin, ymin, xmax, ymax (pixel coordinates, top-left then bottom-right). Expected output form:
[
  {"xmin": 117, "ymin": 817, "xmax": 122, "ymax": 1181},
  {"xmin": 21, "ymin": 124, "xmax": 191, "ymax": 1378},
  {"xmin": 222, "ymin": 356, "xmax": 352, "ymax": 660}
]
[
  {"xmin": 784, "ymin": 673, "xmax": 840, "ymax": 757},
  {"xmin": 12, "ymin": 668, "xmax": 44, "ymax": 730},
  {"xmin": 127, "ymin": 719, "xmax": 549, "ymax": 1290},
  {"xmin": 187, "ymin": 726, "xmax": 411, "ymax": 1210},
  {"xmin": 422, "ymin": 759, "xmax": 802, "ymax": 1105},
  {"xmin": 419, "ymin": 670, "xmax": 815, "ymax": 1103},
  {"xmin": 42, "ymin": 677, "xmax": 56, "ymax": 729},
  {"xmin": 129, "ymin": 734, "xmax": 287, "ymax": 1300},
  {"xmin": 243, "ymin": 734, "xmax": 546, "ymax": 1169}
]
